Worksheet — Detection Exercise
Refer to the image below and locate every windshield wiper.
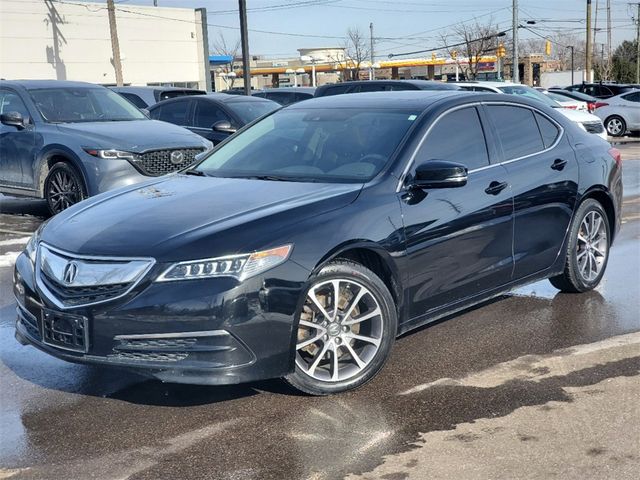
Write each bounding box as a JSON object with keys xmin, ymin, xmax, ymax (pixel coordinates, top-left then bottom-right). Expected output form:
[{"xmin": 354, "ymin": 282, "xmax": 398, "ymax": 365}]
[
  {"xmin": 183, "ymin": 169, "xmax": 207, "ymax": 176},
  {"xmin": 239, "ymin": 175, "xmax": 318, "ymax": 182}
]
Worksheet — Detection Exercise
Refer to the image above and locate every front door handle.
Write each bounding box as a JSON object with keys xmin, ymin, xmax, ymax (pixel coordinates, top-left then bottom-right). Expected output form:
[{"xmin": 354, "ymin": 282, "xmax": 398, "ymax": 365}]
[
  {"xmin": 551, "ymin": 159, "xmax": 567, "ymax": 171},
  {"xmin": 485, "ymin": 181, "xmax": 508, "ymax": 195}
]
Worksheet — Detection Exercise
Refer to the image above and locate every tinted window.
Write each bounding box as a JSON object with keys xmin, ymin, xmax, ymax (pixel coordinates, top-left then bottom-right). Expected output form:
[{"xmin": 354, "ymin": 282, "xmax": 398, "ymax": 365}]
[
  {"xmin": 0, "ymin": 90, "xmax": 30, "ymax": 118},
  {"xmin": 388, "ymin": 84, "xmax": 414, "ymax": 91},
  {"xmin": 196, "ymin": 108, "xmax": 419, "ymax": 182},
  {"xmin": 120, "ymin": 92, "xmax": 148, "ymax": 109},
  {"xmin": 194, "ymin": 100, "xmax": 231, "ymax": 128},
  {"xmin": 420, "ymin": 107, "xmax": 489, "ymax": 170},
  {"xmin": 294, "ymin": 92, "xmax": 313, "ymax": 102},
  {"xmin": 622, "ymin": 92, "xmax": 640, "ymax": 102},
  {"xmin": 319, "ymin": 85, "xmax": 350, "ymax": 96},
  {"xmin": 150, "ymin": 100, "xmax": 190, "ymax": 125},
  {"xmin": 265, "ymin": 92, "xmax": 296, "ymax": 105},
  {"xmin": 157, "ymin": 89, "xmax": 204, "ymax": 101},
  {"xmin": 225, "ymin": 100, "xmax": 279, "ymax": 124},
  {"xmin": 598, "ymin": 86, "xmax": 613, "ymax": 97},
  {"xmin": 357, "ymin": 83, "xmax": 387, "ymax": 93},
  {"xmin": 487, "ymin": 105, "xmax": 544, "ymax": 159},
  {"xmin": 534, "ymin": 112, "xmax": 560, "ymax": 148}
]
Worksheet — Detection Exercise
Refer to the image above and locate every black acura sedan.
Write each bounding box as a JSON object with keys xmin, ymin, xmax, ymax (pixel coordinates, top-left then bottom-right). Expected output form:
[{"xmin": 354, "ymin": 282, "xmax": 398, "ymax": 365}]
[{"xmin": 14, "ymin": 91, "xmax": 622, "ymax": 395}]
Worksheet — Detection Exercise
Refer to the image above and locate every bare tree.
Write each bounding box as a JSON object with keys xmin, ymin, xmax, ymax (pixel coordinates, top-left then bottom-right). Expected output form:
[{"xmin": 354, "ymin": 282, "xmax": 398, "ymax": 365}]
[
  {"xmin": 441, "ymin": 19, "xmax": 501, "ymax": 80},
  {"xmin": 212, "ymin": 32, "xmax": 240, "ymax": 88},
  {"xmin": 332, "ymin": 27, "xmax": 370, "ymax": 81}
]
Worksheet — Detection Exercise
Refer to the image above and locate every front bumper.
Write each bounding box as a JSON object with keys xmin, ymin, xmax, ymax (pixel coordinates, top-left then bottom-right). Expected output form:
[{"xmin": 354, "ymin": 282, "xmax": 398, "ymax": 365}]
[{"xmin": 14, "ymin": 252, "xmax": 309, "ymax": 385}]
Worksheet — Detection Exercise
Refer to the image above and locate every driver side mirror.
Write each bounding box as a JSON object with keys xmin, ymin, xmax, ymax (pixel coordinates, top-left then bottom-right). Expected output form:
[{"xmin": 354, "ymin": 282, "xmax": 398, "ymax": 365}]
[
  {"xmin": 409, "ymin": 160, "xmax": 468, "ymax": 189},
  {"xmin": 1, "ymin": 111, "xmax": 26, "ymax": 129},
  {"xmin": 212, "ymin": 120, "xmax": 237, "ymax": 134}
]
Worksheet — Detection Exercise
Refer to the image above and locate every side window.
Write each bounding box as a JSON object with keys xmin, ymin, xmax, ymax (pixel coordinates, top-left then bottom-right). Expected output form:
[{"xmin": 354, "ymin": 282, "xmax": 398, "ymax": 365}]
[
  {"xmin": 357, "ymin": 83, "xmax": 386, "ymax": 93},
  {"xmin": 486, "ymin": 105, "xmax": 544, "ymax": 159},
  {"xmin": 0, "ymin": 89, "xmax": 30, "ymax": 119},
  {"xmin": 151, "ymin": 100, "xmax": 190, "ymax": 125},
  {"xmin": 582, "ymin": 85, "xmax": 596, "ymax": 96},
  {"xmin": 321, "ymin": 85, "xmax": 349, "ymax": 96},
  {"xmin": 266, "ymin": 92, "xmax": 293, "ymax": 105},
  {"xmin": 622, "ymin": 92, "xmax": 640, "ymax": 102},
  {"xmin": 387, "ymin": 84, "xmax": 412, "ymax": 91},
  {"xmin": 534, "ymin": 112, "xmax": 560, "ymax": 149},
  {"xmin": 120, "ymin": 92, "xmax": 147, "ymax": 109},
  {"xmin": 194, "ymin": 101, "xmax": 232, "ymax": 128},
  {"xmin": 418, "ymin": 107, "xmax": 489, "ymax": 170},
  {"xmin": 294, "ymin": 93, "xmax": 312, "ymax": 102},
  {"xmin": 600, "ymin": 86, "xmax": 613, "ymax": 97}
]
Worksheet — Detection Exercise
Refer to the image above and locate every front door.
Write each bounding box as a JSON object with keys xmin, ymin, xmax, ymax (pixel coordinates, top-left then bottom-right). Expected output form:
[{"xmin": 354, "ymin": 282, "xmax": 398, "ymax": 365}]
[
  {"xmin": 191, "ymin": 99, "xmax": 234, "ymax": 144},
  {"xmin": 400, "ymin": 106, "xmax": 514, "ymax": 319},
  {"xmin": 0, "ymin": 89, "xmax": 35, "ymax": 188}
]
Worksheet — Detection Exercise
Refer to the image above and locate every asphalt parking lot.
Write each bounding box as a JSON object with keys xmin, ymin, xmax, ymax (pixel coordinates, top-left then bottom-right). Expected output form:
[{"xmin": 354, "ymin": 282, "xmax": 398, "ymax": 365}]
[{"xmin": 0, "ymin": 144, "xmax": 638, "ymax": 480}]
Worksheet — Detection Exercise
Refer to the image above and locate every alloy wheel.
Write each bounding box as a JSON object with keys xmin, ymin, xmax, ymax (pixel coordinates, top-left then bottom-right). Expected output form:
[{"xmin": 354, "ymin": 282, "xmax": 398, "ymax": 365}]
[
  {"xmin": 47, "ymin": 169, "xmax": 82, "ymax": 213},
  {"xmin": 606, "ymin": 118, "xmax": 623, "ymax": 136},
  {"xmin": 576, "ymin": 210, "xmax": 608, "ymax": 282},
  {"xmin": 295, "ymin": 279, "xmax": 384, "ymax": 383}
]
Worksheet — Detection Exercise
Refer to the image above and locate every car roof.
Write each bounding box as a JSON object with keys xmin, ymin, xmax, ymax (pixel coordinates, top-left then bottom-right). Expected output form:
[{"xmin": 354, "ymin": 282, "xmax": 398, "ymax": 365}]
[
  {"xmin": 148, "ymin": 92, "xmax": 276, "ymax": 109},
  {"xmin": 286, "ymin": 90, "xmax": 477, "ymax": 110},
  {"xmin": 258, "ymin": 87, "xmax": 316, "ymax": 94},
  {"xmin": 316, "ymin": 79, "xmax": 459, "ymax": 90},
  {"xmin": 110, "ymin": 86, "xmax": 203, "ymax": 93},
  {"xmin": 0, "ymin": 79, "xmax": 105, "ymax": 90}
]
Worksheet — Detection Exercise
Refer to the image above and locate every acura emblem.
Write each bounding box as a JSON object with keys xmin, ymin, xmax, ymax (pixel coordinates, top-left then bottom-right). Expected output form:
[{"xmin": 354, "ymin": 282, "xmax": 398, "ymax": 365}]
[
  {"xmin": 170, "ymin": 151, "xmax": 185, "ymax": 165},
  {"xmin": 62, "ymin": 261, "xmax": 79, "ymax": 285}
]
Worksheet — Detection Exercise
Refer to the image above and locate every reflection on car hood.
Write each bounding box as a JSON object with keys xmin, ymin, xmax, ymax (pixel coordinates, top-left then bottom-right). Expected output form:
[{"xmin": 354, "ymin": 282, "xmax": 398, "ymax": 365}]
[
  {"xmin": 42, "ymin": 175, "xmax": 362, "ymax": 261},
  {"xmin": 55, "ymin": 120, "xmax": 207, "ymax": 151}
]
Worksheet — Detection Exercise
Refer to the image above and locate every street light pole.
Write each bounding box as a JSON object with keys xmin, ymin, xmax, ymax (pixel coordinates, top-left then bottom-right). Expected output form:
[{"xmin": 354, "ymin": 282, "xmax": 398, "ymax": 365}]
[
  {"xmin": 586, "ymin": 0, "xmax": 592, "ymax": 82},
  {"xmin": 512, "ymin": 0, "xmax": 519, "ymax": 83},
  {"xmin": 567, "ymin": 45, "xmax": 575, "ymax": 84},
  {"xmin": 369, "ymin": 22, "xmax": 374, "ymax": 81},
  {"xmin": 238, "ymin": 0, "xmax": 251, "ymax": 95}
]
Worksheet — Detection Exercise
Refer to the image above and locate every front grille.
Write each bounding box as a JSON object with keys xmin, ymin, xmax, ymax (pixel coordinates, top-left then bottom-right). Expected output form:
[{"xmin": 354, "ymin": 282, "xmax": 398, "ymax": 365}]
[
  {"xmin": 108, "ymin": 352, "xmax": 188, "ymax": 362},
  {"xmin": 41, "ymin": 271, "xmax": 130, "ymax": 307},
  {"xmin": 132, "ymin": 148, "xmax": 204, "ymax": 176},
  {"xmin": 583, "ymin": 121, "xmax": 604, "ymax": 134}
]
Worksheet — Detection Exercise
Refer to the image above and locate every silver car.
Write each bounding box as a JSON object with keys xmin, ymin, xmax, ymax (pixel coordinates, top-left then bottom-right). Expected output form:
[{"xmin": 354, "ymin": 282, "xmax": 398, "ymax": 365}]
[{"xmin": 593, "ymin": 90, "xmax": 640, "ymax": 137}]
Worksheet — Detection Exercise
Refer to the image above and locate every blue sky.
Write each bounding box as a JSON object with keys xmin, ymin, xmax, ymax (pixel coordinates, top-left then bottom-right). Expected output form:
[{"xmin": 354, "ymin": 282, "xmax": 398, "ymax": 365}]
[{"xmin": 104, "ymin": 0, "xmax": 636, "ymax": 57}]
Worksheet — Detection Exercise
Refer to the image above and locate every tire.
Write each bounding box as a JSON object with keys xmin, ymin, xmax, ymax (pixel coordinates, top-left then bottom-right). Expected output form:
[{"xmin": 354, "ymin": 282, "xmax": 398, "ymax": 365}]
[
  {"xmin": 44, "ymin": 162, "xmax": 87, "ymax": 215},
  {"xmin": 284, "ymin": 260, "xmax": 397, "ymax": 395},
  {"xmin": 549, "ymin": 199, "xmax": 610, "ymax": 293},
  {"xmin": 605, "ymin": 116, "xmax": 626, "ymax": 137}
]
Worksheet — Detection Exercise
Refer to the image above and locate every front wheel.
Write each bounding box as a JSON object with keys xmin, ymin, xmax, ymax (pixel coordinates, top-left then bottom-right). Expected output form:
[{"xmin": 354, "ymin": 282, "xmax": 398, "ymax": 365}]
[
  {"xmin": 285, "ymin": 260, "xmax": 397, "ymax": 395},
  {"xmin": 605, "ymin": 116, "xmax": 626, "ymax": 137},
  {"xmin": 44, "ymin": 162, "xmax": 87, "ymax": 215},
  {"xmin": 550, "ymin": 199, "xmax": 610, "ymax": 293}
]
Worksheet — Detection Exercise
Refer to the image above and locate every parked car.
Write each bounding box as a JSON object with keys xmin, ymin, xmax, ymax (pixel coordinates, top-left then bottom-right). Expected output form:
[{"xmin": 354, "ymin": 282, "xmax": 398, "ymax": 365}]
[
  {"xmin": 0, "ymin": 80, "xmax": 212, "ymax": 214},
  {"xmin": 148, "ymin": 93, "xmax": 279, "ymax": 144},
  {"xmin": 544, "ymin": 90, "xmax": 588, "ymax": 111},
  {"xmin": 252, "ymin": 87, "xmax": 316, "ymax": 105},
  {"xmin": 314, "ymin": 79, "xmax": 460, "ymax": 97},
  {"xmin": 110, "ymin": 86, "xmax": 205, "ymax": 108},
  {"xmin": 592, "ymin": 90, "xmax": 640, "ymax": 137},
  {"xmin": 564, "ymin": 83, "xmax": 639, "ymax": 99},
  {"xmin": 454, "ymin": 82, "xmax": 608, "ymax": 140},
  {"xmin": 14, "ymin": 91, "xmax": 622, "ymax": 395},
  {"xmin": 548, "ymin": 89, "xmax": 602, "ymax": 113}
]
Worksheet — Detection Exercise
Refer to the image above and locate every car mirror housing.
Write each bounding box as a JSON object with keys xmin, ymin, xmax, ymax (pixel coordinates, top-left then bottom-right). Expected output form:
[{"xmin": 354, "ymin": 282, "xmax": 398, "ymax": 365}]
[
  {"xmin": 410, "ymin": 160, "xmax": 468, "ymax": 189},
  {"xmin": 212, "ymin": 120, "xmax": 237, "ymax": 134},
  {"xmin": 1, "ymin": 111, "xmax": 26, "ymax": 129}
]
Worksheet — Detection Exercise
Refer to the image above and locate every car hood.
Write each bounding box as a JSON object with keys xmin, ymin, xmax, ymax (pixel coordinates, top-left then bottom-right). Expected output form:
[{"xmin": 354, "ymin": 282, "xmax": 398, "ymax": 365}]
[
  {"xmin": 556, "ymin": 108, "xmax": 602, "ymax": 123},
  {"xmin": 41, "ymin": 175, "xmax": 363, "ymax": 261},
  {"xmin": 55, "ymin": 120, "xmax": 208, "ymax": 151}
]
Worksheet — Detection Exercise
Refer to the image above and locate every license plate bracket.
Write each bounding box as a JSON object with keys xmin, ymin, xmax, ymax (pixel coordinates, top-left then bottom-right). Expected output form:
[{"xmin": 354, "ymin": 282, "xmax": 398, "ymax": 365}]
[{"xmin": 41, "ymin": 308, "xmax": 89, "ymax": 353}]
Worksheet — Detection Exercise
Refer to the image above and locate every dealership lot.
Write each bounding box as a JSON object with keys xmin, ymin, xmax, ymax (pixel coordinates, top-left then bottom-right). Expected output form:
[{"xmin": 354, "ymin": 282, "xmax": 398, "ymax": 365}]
[{"xmin": 0, "ymin": 144, "xmax": 638, "ymax": 480}]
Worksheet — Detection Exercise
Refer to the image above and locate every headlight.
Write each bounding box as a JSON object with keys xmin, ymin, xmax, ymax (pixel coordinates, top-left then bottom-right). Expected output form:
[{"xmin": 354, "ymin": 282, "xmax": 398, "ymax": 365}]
[
  {"xmin": 156, "ymin": 245, "xmax": 292, "ymax": 282},
  {"xmin": 577, "ymin": 122, "xmax": 587, "ymax": 132},
  {"xmin": 25, "ymin": 221, "xmax": 48, "ymax": 264},
  {"xmin": 83, "ymin": 148, "xmax": 136, "ymax": 160}
]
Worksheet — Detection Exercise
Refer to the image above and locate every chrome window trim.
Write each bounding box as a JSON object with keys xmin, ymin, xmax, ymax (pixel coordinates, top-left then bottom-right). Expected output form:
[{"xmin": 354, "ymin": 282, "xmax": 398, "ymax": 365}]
[
  {"xmin": 397, "ymin": 100, "xmax": 564, "ymax": 190},
  {"xmin": 35, "ymin": 242, "xmax": 156, "ymax": 310}
]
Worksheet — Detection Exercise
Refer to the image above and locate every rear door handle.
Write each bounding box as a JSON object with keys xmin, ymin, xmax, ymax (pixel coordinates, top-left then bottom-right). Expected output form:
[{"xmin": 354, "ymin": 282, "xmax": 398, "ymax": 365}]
[
  {"xmin": 551, "ymin": 159, "xmax": 567, "ymax": 171},
  {"xmin": 485, "ymin": 181, "xmax": 508, "ymax": 195}
]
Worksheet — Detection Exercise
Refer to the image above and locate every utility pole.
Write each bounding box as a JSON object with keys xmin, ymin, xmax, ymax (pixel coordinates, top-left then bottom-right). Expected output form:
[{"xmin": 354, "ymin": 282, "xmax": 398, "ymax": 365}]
[
  {"xmin": 369, "ymin": 22, "xmax": 374, "ymax": 81},
  {"xmin": 586, "ymin": 0, "xmax": 592, "ymax": 82},
  {"xmin": 636, "ymin": 3, "xmax": 640, "ymax": 83},
  {"xmin": 512, "ymin": 0, "xmax": 519, "ymax": 83},
  {"xmin": 107, "ymin": 0, "xmax": 123, "ymax": 86},
  {"xmin": 567, "ymin": 45, "xmax": 575, "ymax": 84},
  {"xmin": 238, "ymin": 0, "xmax": 251, "ymax": 95},
  {"xmin": 607, "ymin": 0, "xmax": 611, "ymax": 74}
]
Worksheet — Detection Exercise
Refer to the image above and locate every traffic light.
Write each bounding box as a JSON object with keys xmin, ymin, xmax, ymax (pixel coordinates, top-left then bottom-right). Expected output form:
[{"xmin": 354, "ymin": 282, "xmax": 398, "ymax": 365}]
[
  {"xmin": 432, "ymin": 52, "xmax": 436, "ymax": 61},
  {"xmin": 545, "ymin": 40, "xmax": 552, "ymax": 56},
  {"xmin": 451, "ymin": 50, "xmax": 457, "ymax": 60},
  {"xmin": 496, "ymin": 43, "xmax": 506, "ymax": 58}
]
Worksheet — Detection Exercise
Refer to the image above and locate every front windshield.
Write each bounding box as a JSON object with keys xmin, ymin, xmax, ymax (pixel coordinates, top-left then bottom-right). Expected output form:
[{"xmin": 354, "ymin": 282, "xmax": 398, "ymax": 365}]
[
  {"xmin": 498, "ymin": 85, "xmax": 560, "ymax": 108},
  {"xmin": 226, "ymin": 100, "xmax": 280, "ymax": 124},
  {"xmin": 29, "ymin": 87, "xmax": 147, "ymax": 123},
  {"xmin": 196, "ymin": 107, "xmax": 420, "ymax": 183}
]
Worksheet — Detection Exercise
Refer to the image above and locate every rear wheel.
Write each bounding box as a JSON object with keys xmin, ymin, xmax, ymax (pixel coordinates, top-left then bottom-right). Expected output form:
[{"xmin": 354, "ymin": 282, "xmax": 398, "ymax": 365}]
[
  {"xmin": 285, "ymin": 260, "xmax": 397, "ymax": 395},
  {"xmin": 605, "ymin": 116, "xmax": 626, "ymax": 137},
  {"xmin": 549, "ymin": 199, "xmax": 610, "ymax": 293},
  {"xmin": 44, "ymin": 162, "xmax": 87, "ymax": 215}
]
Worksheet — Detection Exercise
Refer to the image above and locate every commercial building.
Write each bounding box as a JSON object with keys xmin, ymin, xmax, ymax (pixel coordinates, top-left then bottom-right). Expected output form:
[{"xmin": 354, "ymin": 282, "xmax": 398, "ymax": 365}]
[{"xmin": 0, "ymin": 0, "xmax": 210, "ymax": 89}]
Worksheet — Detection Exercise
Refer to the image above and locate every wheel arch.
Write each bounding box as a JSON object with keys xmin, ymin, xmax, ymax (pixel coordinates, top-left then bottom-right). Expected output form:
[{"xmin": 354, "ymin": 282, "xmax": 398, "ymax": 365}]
[
  {"xmin": 579, "ymin": 186, "xmax": 617, "ymax": 242},
  {"xmin": 36, "ymin": 145, "xmax": 88, "ymax": 197}
]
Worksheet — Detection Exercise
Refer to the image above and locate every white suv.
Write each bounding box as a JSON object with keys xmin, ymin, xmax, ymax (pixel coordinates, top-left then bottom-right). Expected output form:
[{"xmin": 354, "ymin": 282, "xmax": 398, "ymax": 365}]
[{"xmin": 453, "ymin": 82, "xmax": 608, "ymax": 141}]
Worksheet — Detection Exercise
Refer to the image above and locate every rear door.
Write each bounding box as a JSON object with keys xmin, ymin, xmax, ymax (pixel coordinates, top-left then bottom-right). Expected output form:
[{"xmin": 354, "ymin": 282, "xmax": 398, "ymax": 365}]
[{"xmin": 484, "ymin": 103, "xmax": 579, "ymax": 278}]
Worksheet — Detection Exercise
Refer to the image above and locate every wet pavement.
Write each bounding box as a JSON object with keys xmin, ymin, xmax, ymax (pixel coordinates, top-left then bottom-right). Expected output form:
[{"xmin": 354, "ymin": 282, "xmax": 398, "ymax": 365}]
[{"xmin": 0, "ymin": 146, "xmax": 639, "ymax": 480}]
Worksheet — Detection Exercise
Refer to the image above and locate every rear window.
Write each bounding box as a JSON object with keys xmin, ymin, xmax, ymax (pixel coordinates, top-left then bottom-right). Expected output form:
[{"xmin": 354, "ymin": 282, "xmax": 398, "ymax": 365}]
[
  {"xmin": 120, "ymin": 92, "xmax": 148, "ymax": 109},
  {"xmin": 486, "ymin": 105, "xmax": 545, "ymax": 159}
]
